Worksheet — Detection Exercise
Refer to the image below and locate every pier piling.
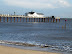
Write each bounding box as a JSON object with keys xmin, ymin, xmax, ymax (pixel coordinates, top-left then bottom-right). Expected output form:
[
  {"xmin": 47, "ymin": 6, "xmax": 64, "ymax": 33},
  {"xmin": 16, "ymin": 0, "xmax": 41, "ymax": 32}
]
[
  {"xmin": 7, "ymin": 17, "xmax": 8, "ymax": 22},
  {"xmin": 0, "ymin": 16, "xmax": 1, "ymax": 22},
  {"xmin": 34, "ymin": 18, "xmax": 35, "ymax": 22},
  {"xmin": 46, "ymin": 18, "xmax": 47, "ymax": 22},
  {"xmin": 42, "ymin": 18, "xmax": 43, "ymax": 22},
  {"xmin": 53, "ymin": 18, "xmax": 55, "ymax": 22},
  {"xmin": 51, "ymin": 18, "xmax": 52, "ymax": 22},
  {"xmin": 26, "ymin": 18, "xmax": 27, "ymax": 22},
  {"xmin": 14, "ymin": 17, "xmax": 15, "ymax": 22},
  {"xmin": 23, "ymin": 18, "xmax": 24, "ymax": 22},
  {"xmin": 59, "ymin": 19, "xmax": 60, "ymax": 22},
  {"xmin": 39, "ymin": 18, "xmax": 40, "ymax": 22},
  {"xmin": 17, "ymin": 17, "xmax": 18, "ymax": 22},
  {"xmin": 37, "ymin": 18, "xmax": 38, "ymax": 22},
  {"xmin": 29, "ymin": 18, "xmax": 30, "ymax": 22},
  {"xmin": 56, "ymin": 19, "xmax": 57, "ymax": 23},
  {"xmin": 44, "ymin": 18, "xmax": 45, "ymax": 22},
  {"xmin": 20, "ymin": 17, "xmax": 21, "ymax": 22},
  {"xmin": 0, "ymin": 16, "xmax": 61, "ymax": 23},
  {"xmin": 32, "ymin": 18, "xmax": 33, "ymax": 22},
  {"xmin": 11, "ymin": 17, "xmax": 12, "ymax": 22},
  {"xmin": 3, "ymin": 17, "xmax": 5, "ymax": 22},
  {"xmin": 48, "ymin": 18, "xmax": 49, "ymax": 22}
]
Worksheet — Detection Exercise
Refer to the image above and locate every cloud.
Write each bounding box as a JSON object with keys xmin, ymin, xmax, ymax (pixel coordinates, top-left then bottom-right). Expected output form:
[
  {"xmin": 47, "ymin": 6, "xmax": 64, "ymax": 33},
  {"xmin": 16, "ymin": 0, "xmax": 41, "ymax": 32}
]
[
  {"xmin": 56, "ymin": 0, "xmax": 71, "ymax": 7},
  {"xmin": 3, "ymin": 0, "xmax": 71, "ymax": 9}
]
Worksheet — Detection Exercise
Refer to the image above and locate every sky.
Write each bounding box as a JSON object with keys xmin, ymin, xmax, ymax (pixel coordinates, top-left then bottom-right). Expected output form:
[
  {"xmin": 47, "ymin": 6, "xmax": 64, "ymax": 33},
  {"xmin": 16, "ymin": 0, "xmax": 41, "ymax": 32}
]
[{"xmin": 0, "ymin": 0, "xmax": 72, "ymax": 18}]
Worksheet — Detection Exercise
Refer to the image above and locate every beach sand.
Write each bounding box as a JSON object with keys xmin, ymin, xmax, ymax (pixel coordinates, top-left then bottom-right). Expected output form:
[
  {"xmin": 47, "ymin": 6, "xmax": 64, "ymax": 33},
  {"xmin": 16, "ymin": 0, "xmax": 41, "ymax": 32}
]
[{"xmin": 0, "ymin": 45, "xmax": 61, "ymax": 54}]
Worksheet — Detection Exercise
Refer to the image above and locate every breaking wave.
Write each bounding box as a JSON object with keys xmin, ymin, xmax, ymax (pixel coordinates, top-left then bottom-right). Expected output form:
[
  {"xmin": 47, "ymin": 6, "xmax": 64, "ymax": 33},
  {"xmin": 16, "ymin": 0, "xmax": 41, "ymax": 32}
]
[{"xmin": 0, "ymin": 40, "xmax": 72, "ymax": 53}]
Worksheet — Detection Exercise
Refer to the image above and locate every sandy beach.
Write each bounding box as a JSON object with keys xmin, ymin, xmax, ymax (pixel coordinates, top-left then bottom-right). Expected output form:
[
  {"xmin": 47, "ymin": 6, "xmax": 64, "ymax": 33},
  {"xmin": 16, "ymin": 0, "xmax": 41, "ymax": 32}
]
[{"xmin": 0, "ymin": 45, "xmax": 61, "ymax": 54}]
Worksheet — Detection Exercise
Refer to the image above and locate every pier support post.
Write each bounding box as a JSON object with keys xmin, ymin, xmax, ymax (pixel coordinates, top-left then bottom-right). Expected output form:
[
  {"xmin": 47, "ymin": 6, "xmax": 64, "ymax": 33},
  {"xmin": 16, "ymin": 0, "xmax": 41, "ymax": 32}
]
[
  {"xmin": 37, "ymin": 18, "xmax": 38, "ymax": 22},
  {"xmin": 48, "ymin": 18, "xmax": 49, "ymax": 22},
  {"xmin": 56, "ymin": 19, "xmax": 57, "ymax": 23},
  {"xmin": 3, "ymin": 17, "xmax": 5, "ymax": 22},
  {"xmin": 7, "ymin": 17, "xmax": 8, "ymax": 22},
  {"xmin": 26, "ymin": 18, "xmax": 27, "ymax": 22},
  {"xmin": 0, "ymin": 16, "xmax": 1, "ymax": 22},
  {"xmin": 44, "ymin": 18, "xmax": 45, "ymax": 22},
  {"xmin": 23, "ymin": 18, "xmax": 24, "ymax": 22},
  {"xmin": 20, "ymin": 17, "xmax": 21, "ymax": 22},
  {"xmin": 53, "ymin": 18, "xmax": 55, "ymax": 23},
  {"xmin": 51, "ymin": 18, "xmax": 52, "ymax": 22},
  {"xmin": 59, "ymin": 19, "xmax": 60, "ymax": 22},
  {"xmin": 39, "ymin": 18, "xmax": 40, "ymax": 22},
  {"xmin": 14, "ymin": 17, "xmax": 15, "ymax": 22},
  {"xmin": 34, "ymin": 18, "xmax": 35, "ymax": 22},
  {"xmin": 32, "ymin": 18, "xmax": 33, "ymax": 22},
  {"xmin": 11, "ymin": 17, "xmax": 12, "ymax": 23},
  {"xmin": 46, "ymin": 18, "xmax": 47, "ymax": 22},
  {"xmin": 42, "ymin": 18, "xmax": 43, "ymax": 22},
  {"xmin": 17, "ymin": 17, "xmax": 18, "ymax": 22},
  {"xmin": 29, "ymin": 18, "xmax": 30, "ymax": 22}
]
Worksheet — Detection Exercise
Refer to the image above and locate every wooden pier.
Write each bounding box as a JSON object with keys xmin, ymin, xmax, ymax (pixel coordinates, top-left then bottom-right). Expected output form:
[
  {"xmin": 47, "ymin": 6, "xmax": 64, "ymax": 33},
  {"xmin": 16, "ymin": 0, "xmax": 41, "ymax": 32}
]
[{"xmin": 0, "ymin": 15, "xmax": 60, "ymax": 23}]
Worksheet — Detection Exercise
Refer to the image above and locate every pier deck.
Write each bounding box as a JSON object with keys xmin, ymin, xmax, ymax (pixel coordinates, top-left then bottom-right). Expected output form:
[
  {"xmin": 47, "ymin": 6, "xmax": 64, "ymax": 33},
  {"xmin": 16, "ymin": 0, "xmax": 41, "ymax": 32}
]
[{"xmin": 0, "ymin": 15, "xmax": 60, "ymax": 23}]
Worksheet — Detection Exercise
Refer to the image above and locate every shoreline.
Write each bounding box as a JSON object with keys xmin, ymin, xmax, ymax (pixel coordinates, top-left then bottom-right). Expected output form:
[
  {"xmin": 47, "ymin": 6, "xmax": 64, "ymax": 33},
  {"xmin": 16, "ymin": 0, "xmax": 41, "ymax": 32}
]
[{"xmin": 0, "ymin": 45, "xmax": 61, "ymax": 54}]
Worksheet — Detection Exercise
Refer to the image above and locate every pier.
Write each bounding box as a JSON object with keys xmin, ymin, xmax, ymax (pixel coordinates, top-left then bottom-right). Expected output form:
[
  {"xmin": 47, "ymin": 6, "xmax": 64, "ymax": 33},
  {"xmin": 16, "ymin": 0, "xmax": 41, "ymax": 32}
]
[{"xmin": 0, "ymin": 15, "xmax": 60, "ymax": 23}]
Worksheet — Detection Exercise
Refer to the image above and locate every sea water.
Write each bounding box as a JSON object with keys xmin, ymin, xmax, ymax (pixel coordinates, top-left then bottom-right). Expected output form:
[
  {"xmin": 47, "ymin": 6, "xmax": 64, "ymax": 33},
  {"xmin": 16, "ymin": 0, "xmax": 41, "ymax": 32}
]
[{"xmin": 0, "ymin": 18, "xmax": 72, "ymax": 54}]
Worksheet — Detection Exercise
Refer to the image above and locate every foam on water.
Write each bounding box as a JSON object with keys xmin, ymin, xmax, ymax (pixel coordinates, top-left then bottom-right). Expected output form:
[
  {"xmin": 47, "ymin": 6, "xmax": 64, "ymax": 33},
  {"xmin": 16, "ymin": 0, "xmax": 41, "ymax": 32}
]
[{"xmin": 0, "ymin": 40, "xmax": 72, "ymax": 53}]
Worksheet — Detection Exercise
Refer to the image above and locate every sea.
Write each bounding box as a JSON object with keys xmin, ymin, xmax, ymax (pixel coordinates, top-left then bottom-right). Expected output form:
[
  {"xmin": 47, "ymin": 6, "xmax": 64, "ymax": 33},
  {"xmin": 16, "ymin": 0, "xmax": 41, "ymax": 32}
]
[{"xmin": 0, "ymin": 18, "xmax": 72, "ymax": 54}]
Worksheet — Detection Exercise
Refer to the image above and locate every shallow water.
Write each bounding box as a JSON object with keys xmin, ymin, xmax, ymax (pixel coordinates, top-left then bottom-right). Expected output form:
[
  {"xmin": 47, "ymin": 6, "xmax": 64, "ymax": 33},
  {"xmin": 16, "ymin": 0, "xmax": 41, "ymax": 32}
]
[{"xmin": 0, "ymin": 18, "xmax": 72, "ymax": 54}]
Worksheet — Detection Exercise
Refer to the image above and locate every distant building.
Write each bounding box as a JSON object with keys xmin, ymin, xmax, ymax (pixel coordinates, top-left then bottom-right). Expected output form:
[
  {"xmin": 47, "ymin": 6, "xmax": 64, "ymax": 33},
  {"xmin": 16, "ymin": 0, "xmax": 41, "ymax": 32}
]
[{"xmin": 25, "ymin": 11, "xmax": 44, "ymax": 17}]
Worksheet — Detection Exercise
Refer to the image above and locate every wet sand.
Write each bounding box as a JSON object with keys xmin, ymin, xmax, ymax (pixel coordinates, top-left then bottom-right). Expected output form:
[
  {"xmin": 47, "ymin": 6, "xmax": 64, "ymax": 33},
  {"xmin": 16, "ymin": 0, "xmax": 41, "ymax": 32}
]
[{"xmin": 0, "ymin": 45, "xmax": 61, "ymax": 54}]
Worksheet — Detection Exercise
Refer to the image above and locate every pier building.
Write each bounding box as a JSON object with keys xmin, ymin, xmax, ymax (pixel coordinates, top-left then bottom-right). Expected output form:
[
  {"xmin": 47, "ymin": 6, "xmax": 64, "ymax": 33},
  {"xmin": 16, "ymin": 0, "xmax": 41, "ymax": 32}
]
[{"xmin": 25, "ymin": 11, "xmax": 44, "ymax": 17}]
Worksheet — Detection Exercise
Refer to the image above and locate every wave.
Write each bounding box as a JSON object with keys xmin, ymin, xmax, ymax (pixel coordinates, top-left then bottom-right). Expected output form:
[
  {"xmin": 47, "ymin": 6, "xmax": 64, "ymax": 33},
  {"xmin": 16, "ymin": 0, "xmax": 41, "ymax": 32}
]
[
  {"xmin": 0, "ymin": 40, "xmax": 72, "ymax": 52},
  {"xmin": 0, "ymin": 40, "xmax": 37, "ymax": 47},
  {"xmin": 0, "ymin": 40, "xmax": 51, "ymax": 47}
]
